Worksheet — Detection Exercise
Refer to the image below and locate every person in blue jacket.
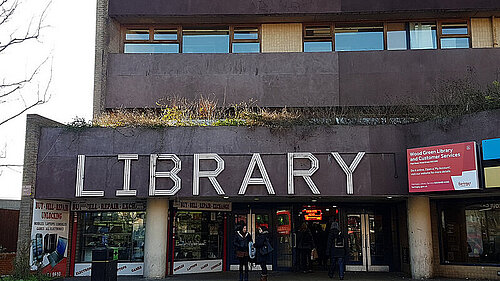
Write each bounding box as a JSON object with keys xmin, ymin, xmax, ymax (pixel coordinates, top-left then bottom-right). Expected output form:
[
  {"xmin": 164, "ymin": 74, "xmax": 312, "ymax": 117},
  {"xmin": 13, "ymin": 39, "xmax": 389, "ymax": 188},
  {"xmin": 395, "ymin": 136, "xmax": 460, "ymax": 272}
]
[{"xmin": 326, "ymin": 222, "xmax": 348, "ymax": 280}]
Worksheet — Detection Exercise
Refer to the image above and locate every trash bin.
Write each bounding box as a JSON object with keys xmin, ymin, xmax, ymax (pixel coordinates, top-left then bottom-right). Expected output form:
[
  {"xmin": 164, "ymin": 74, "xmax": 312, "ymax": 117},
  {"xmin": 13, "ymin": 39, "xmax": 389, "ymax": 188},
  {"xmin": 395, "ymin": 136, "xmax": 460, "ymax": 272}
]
[{"xmin": 91, "ymin": 248, "xmax": 117, "ymax": 281}]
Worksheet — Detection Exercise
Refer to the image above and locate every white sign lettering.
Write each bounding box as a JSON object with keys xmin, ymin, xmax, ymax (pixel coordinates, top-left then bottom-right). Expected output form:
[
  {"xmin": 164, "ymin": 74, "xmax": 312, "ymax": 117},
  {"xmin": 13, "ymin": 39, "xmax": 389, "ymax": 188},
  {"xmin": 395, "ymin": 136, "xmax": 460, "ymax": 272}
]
[
  {"xmin": 193, "ymin": 154, "xmax": 225, "ymax": 196},
  {"xmin": 75, "ymin": 152, "xmax": 367, "ymax": 197},
  {"xmin": 239, "ymin": 153, "xmax": 276, "ymax": 195}
]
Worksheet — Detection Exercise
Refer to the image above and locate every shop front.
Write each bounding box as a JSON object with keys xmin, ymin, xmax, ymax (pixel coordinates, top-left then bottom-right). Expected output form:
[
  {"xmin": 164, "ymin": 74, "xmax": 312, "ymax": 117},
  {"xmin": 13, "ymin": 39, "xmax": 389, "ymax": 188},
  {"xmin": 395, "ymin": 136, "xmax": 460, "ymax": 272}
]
[
  {"xmin": 70, "ymin": 200, "xmax": 147, "ymax": 276},
  {"xmin": 170, "ymin": 200, "xmax": 230, "ymax": 275}
]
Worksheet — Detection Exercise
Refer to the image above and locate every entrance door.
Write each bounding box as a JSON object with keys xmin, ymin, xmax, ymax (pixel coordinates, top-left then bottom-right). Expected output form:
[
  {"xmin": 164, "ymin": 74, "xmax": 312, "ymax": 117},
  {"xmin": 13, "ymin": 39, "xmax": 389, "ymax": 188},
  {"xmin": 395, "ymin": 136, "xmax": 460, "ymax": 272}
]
[
  {"xmin": 345, "ymin": 213, "xmax": 389, "ymax": 272},
  {"xmin": 275, "ymin": 209, "xmax": 293, "ymax": 270}
]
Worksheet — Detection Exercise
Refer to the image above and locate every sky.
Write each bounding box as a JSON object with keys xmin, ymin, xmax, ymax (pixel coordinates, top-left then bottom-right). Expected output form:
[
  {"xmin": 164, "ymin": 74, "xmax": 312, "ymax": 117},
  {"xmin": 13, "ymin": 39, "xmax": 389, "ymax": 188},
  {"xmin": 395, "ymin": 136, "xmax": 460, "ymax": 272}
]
[{"xmin": 0, "ymin": 0, "xmax": 96, "ymax": 200}]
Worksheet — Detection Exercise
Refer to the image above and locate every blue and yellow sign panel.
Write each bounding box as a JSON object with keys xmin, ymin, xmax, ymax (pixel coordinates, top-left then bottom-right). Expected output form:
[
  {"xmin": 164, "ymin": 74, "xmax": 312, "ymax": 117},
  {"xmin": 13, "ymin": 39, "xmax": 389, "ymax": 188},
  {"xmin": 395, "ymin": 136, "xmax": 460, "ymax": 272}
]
[{"xmin": 483, "ymin": 138, "xmax": 500, "ymax": 188}]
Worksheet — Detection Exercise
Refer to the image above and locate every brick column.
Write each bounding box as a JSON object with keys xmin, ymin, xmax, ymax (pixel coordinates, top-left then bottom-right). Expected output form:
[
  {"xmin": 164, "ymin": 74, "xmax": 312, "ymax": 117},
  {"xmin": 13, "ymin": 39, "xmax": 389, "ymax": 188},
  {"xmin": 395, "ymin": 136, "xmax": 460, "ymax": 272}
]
[{"xmin": 17, "ymin": 115, "xmax": 62, "ymax": 267}]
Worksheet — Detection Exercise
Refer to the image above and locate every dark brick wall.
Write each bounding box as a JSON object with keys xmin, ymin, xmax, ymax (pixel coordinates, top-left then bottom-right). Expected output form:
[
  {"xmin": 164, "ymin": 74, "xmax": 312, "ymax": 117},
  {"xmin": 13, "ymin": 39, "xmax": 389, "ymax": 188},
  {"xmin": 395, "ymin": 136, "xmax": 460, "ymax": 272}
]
[
  {"xmin": 17, "ymin": 115, "xmax": 63, "ymax": 269},
  {"xmin": 105, "ymin": 48, "xmax": 500, "ymax": 109},
  {"xmin": 108, "ymin": 0, "xmax": 500, "ymax": 17}
]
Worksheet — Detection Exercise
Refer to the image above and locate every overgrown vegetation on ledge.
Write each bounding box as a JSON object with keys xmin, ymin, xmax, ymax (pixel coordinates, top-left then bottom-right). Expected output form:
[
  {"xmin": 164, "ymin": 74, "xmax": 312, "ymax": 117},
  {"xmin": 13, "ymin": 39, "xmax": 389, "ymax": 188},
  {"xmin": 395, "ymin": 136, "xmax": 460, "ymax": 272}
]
[{"xmin": 73, "ymin": 77, "xmax": 500, "ymax": 129}]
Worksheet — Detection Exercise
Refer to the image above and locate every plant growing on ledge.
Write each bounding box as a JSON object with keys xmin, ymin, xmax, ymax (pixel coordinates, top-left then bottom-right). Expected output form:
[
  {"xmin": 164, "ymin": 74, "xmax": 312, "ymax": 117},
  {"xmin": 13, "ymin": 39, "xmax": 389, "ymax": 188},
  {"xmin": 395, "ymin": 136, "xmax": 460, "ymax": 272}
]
[{"xmin": 87, "ymin": 78, "xmax": 500, "ymax": 129}]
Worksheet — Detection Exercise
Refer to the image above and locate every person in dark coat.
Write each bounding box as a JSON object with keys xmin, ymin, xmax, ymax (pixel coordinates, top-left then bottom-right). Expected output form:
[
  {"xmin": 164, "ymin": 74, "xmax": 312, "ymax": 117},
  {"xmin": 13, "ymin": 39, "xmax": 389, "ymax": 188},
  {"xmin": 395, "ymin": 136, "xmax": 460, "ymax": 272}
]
[
  {"xmin": 326, "ymin": 222, "xmax": 348, "ymax": 280},
  {"xmin": 312, "ymin": 223, "xmax": 328, "ymax": 269},
  {"xmin": 296, "ymin": 222, "xmax": 315, "ymax": 273},
  {"xmin": 233, "ymin": 224, "xmax": 252, "ymax": 281},
  {"xmin": 254, "ymin": 226, "xmax": 271, "ymax": 281}
]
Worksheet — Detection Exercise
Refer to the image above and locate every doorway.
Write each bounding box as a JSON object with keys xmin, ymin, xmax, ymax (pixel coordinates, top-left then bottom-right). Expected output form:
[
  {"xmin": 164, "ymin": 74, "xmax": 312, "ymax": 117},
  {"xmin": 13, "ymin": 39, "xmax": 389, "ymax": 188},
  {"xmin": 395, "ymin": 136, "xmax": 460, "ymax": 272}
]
[{"xmin": 345, "ymin": 212, "xmax": 390, "ymax": 272}]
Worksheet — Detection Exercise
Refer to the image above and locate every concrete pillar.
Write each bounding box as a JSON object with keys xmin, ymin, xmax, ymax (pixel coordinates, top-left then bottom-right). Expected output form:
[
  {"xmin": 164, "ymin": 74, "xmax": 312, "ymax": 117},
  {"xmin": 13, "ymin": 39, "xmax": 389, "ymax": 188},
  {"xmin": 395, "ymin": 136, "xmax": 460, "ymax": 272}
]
[
  {"xmin": 144, "ymin": 198, "xmax": 169, "ymax": 278},
  {"xmin": 407, "ymin": 196, "xmax": 433, "ymax": 279}
]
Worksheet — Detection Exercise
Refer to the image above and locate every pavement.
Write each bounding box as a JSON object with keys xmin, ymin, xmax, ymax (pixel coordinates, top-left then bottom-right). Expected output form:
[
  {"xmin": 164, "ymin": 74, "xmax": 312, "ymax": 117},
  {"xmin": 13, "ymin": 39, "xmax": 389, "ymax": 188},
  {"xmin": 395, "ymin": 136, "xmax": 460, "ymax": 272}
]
[{"xmin": 62, "ymin": 271, "xmax": 488, "ymax": 281}]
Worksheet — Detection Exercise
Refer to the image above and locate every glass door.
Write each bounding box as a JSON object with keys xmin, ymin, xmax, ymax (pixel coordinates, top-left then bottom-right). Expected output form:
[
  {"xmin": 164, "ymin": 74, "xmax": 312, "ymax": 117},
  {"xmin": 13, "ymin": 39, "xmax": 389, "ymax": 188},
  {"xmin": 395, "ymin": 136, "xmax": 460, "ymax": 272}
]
[
  {"xmin": 276, "ymin": 209, "xmax": 293, "ymax": 269},
  {"xmin": 346, "ymin": 213, "xmax": 389, "ymax": 272}
]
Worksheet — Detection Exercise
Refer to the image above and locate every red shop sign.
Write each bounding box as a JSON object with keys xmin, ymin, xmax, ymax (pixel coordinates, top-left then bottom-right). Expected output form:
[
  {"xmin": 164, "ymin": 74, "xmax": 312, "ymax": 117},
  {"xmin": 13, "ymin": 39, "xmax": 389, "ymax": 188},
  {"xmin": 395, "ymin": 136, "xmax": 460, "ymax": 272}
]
[{"xmin": 407, "ymin": 142, "xmax": 479, "ymax": 193}]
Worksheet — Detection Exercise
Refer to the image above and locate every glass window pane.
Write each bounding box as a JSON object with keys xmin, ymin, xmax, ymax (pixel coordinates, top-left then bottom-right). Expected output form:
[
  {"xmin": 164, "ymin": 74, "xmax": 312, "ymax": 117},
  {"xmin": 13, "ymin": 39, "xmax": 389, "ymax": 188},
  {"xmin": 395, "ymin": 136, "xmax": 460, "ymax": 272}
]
[
  {"xmin": 409, "ymin": 22, "xmax": 437, "ymax": 50},
  {"xmin": 154, "ymin": 29, "xmax": 178, "ymax": 40},
  {"xmin": 234, "ymin": 27, "xmax": 259, "ymax": 40},
  {"xmin": 386, "ymin": 23, "xmax": 407, "ymax": 50},
  {"xmin": 335, "ymin": 24, "xmax": 384, "ymax": 51},
  {"xmin": 124, "ymin": 43, "xmax": 179, "ymax": 53},
  {"xmin": 183, "ymin": 27, "xmax": 230, "ymax": 53},
  {"xmin": 232, "ymin": 43, "xmax": 260, "ymax": 53},
  {"xmin": 126, "ymin": 29, "xmax": 149, "ymax": 41},
  {"xmin": 304, "ymin": 41, "xmax": 333, "ymax": 52},
  {"xmin": 305, "ymin": 26, "xmax": 332, "ymax": 39},
  {"xmin": 442, "ymin": 22, "xmax": 468, "ymax": 35},
  {"xmin": 441, "ymin": 37, "xmax": 470, "ymax": 49}
]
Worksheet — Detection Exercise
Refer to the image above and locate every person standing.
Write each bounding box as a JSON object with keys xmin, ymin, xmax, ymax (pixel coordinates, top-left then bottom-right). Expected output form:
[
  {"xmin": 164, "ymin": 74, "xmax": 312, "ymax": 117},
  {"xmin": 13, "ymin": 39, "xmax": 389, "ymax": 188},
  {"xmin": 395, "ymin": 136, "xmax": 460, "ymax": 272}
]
[
  {"xmin": 326, "ymin": 222, "xmax": 348, "ymax": 280},
  {"xmin": 296, "ymin": 222, "xmax": 315, "ymax": 273},
  {"xmin": 234, "ymin": 224, "xmax": 252, "ymax": 281},
  {"xmin": 254, "ymin": 226, "xmax": 272, "ymax": 281}
]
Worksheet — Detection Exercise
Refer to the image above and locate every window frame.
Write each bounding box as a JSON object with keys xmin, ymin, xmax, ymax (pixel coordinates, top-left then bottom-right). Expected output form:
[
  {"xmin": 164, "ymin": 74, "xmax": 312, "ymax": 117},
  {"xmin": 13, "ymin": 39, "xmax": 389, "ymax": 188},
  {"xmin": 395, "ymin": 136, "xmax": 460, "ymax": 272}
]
[
  {"xmin": 437, "ymin": 19, "xmax": 472, "ymax": 49},
  {"xmin": 230, "ymin": 24, "xmax": 262, "ymax": 53},
  {"xmin": 122, "ymin": 24, "xmax": 262, "ymax": 54},
  {"xmin": 122, "ymin": 25, "xmax": 182, "ymax": 53},
  {"xmin": 303, "ymin": 24, "xmax": 335, "ymax": 52}
]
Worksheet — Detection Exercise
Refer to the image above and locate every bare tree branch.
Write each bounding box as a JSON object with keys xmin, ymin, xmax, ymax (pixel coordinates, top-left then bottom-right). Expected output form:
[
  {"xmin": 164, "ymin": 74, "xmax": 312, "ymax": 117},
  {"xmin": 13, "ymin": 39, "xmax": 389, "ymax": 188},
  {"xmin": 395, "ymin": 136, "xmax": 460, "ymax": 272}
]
[
  {"xmin": 0, "ymin": 59, "xmax": 52, "ymax": 126},
  {"xmin": 0, "ymin": 0, "xmax": 52, "ymax": 126}
]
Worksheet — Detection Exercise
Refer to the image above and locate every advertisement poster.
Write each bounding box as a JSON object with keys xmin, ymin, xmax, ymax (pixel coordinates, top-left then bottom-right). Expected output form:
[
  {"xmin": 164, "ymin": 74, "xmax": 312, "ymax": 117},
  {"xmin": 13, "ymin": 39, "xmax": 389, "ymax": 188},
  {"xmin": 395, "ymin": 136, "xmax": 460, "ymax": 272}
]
[
  {"xmin": 30, "ymin": 200, "xmax": 70, "ymax": 277},
  {"xmin": 407, "ymin": 142, "xmax": 479, "ymax": 193},
  {"xmin": 482, "ymin": 138, "xmax": 500, "ymax": 188}
]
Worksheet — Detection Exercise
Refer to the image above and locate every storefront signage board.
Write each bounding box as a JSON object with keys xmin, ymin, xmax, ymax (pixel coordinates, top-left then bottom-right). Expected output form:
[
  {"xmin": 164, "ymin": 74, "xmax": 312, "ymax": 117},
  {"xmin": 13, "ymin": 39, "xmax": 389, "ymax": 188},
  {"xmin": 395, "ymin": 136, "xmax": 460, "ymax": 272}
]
[
  {"xmin": 173, "ymin": 259, "xmax": 223, "ymax": 275},
  {"xmin": 407, "ymin": 142, "xmax": 479, "ymax": 193},
  {"xmin": 173, "ymin": 200, "xmax": 232, "ymax": 212},
  {"xmin": 482, "ymin": 138, "xmax": 500, "ymax": 188},
  {"xmin": 482, "ymin": 138, "xmax": 500, "ymax": 160},
  {"xmin": 71, "ymin": 200, "xmax": 146, "ymax": 211},
  {"xmin": 30, "ymin": 200, "xmax": 70, "ymax": 277},
  {"xmin": 74, "ymin": 262, "xmax": 144, "ymax": 276}
]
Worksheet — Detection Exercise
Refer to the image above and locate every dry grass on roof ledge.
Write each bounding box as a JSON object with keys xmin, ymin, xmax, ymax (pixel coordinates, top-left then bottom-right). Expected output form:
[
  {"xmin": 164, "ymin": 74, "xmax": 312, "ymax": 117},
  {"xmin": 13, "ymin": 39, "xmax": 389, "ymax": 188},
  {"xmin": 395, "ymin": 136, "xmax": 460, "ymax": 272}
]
[{"xmin": 73, "ymin": 79, "xmax": 500, "ymax": 129}]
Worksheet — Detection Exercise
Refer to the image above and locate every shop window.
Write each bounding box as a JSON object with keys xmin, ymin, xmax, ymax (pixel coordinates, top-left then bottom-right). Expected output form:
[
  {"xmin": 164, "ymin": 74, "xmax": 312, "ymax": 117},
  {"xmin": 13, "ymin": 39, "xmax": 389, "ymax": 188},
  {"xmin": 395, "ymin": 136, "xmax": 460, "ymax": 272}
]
[
  {"xmin": 303, "ymin": 25, "xmax": 333, "ymax": 52},
  {"xmin": 174, "ymin": 211, "xmax": 224, "ymax": 261},
  {"xmin": 78, "ymin": 212, "xmax": 146, "ymax": 262},
  {"xmin": 409, "ymin": 22, "xmax": 437, "ymax": 49},
  {"xmin": 386, "ymin": 23, "xmax": 408, "ymax": 50},
  {"xmin": 182, "ymin": 27, "xmax": 230, "ymax": 53},
  {"xmin": 440, "ymin": 202, "xmax": 500, "ymax": 265},
  {"xmin": 334, "ymin": 23, "xmax": 384, "ymax": 52},
  {"xmin": 439, "ymin": 22, "xmax": 470, "ymax": 49},
  {"xmin": 124, "ymin": 28, "xmax": 180, "ymax": 53},
  {"xmin": 231, "ymin": 26, "xmax": 260, "ymax": 53}
]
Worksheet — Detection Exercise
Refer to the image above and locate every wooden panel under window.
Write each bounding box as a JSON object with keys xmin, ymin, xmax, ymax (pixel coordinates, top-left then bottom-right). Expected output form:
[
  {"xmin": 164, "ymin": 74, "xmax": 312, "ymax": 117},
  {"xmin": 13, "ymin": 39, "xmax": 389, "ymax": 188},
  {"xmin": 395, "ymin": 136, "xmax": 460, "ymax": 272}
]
[
  {"xmin": 471, "ymin": 18, "xmax": 494, "ymax": 48},
  {"xmin": 262, "ymin": 23, "xmax": 302, "ymax": 53},
  {"xmin": 494, "ymin": 17, "xmax": 500, "ymax": 47}
]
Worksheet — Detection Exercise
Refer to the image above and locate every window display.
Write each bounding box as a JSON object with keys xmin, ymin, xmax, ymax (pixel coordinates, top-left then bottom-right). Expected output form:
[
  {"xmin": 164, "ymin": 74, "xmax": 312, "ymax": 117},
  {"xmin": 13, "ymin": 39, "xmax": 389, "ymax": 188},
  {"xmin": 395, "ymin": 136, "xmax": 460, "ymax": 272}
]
[
  {"xmin": 78, "ymin": 212, "xmax": 146, "ymax": 262},
  {"xmin": 440, "ymin": 201, "xmax": 500, "ymax": 264},
  {"xmin": 174, "ymin": 211, "xmax": 224, "ymax": 261}
]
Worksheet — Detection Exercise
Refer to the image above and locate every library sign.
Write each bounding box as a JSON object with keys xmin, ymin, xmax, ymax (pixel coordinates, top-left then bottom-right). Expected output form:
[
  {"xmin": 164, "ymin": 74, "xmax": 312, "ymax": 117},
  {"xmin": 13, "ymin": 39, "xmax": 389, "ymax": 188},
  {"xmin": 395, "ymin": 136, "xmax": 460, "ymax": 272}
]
[
  {"xmin": 407, "ymin": 142, "xmax": 479, "ymax": 193},
  {"xmin": 72, "ymin": 152, "xmax": 367, "ymax": 198}
]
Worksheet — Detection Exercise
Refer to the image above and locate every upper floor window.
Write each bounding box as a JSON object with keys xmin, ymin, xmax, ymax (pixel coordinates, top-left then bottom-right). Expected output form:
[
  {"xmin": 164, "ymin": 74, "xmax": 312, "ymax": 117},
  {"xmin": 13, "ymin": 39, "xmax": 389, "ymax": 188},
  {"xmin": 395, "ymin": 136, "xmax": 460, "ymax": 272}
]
[
  {"xmin": 386, "ymin": 23, "xmax": 408, "ymax": 50},
  {"xmin": 123, "ymin": 25, "xmax": 260, "ymax": 54},
  {"xmin": 231, "ymin": 26, "xmax": 261, "ymax": 53},
  {"xmin": 303, "ymin": 25, "xmax": 333, "ymax": 52},
  {"xmin": 334, "ymin": 23, "xmax": 384, "ymax": 51},
  {"xmin": 124, "ymin": 27, "xmax": 180, "ymax": 53},
  {"xmin": 182, "ymin": 27, "xmax": 230, "ymax": 53},
  {"xmin": 439, "ymin": 21, "xmax": 470, "ymax": 49},
  {"xmin": 409, "ymin": 22, "xmax": 437, "ymax": 49}
]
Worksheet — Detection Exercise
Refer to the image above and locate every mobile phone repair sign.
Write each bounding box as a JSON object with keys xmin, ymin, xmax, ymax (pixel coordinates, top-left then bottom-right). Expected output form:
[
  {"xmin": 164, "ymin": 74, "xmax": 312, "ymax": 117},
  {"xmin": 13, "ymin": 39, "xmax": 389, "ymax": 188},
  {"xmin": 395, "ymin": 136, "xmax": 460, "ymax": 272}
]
[
  {"xmin": 407, "ymin": 142, "xmax": 479, "ymax": 193},
  {"xmin": 30, "ymin": 200, "xmax": 70, "ymax": 277}
]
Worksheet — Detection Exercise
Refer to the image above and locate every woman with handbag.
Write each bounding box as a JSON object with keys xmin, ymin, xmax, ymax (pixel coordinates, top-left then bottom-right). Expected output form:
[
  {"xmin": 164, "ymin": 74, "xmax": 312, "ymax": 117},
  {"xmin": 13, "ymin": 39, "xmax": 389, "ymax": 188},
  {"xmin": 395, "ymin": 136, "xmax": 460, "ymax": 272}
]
[
  {"xmin": 255, "ymin": 226, "xmax": 272, "ymax": 281},
  {"xmin": 233, "ymin": 224, "xmax": 252, "ymax": 281}
]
